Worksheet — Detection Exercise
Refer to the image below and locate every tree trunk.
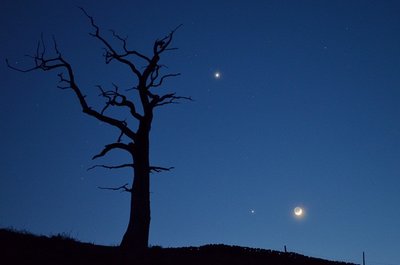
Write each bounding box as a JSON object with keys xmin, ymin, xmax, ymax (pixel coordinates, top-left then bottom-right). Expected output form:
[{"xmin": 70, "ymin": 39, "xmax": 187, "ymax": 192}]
[{"xmin": 120, "ymin": 129, "xmax": 151, "ymax": 257}]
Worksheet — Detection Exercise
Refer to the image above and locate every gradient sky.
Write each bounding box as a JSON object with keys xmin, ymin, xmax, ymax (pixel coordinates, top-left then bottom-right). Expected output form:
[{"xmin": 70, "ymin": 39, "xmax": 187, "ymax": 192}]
[{"xmin": 1, "ymin": 1, "xmax": 399, "ymax": 264}]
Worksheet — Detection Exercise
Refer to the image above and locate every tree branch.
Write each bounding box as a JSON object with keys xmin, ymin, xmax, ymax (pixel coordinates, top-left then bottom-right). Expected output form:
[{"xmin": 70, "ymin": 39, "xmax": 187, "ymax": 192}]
[
  {"xmin": 150, "ymin": 73, "xmax": 181, "ymax": 88},
  {"xmin": 79, "ymin": 7, "xmax": 142, "ymax": 79},
  {"xmin": 151, "ymin": 92, "xmax": 193, "ymax": 107},
  {"xmin": 141, "ymin": 25, "xmax": 182, "ymax": 79},
  {"xmin": 88, "ymin": 163, "xmax": 134, "ymax": 171},
  {"xmin": 7, "ymin": 36, "xmax": 137, "ymax": 140},
  {"xmin": 92, "ymin": 143, "xmax": 132, "ymax": 160},
  {"xmin": 152, "ymin": 24, "xmax": 182, "ymax": 55},
  {"xmin": 109, "ymin": 29, "xmax": 151, "ymax": 63},
  {"xmin": 97, "ymin": 84, "xmax": 143, "ymax": 120},
  {"xmin": 88, "ymin": 163, "xmax": 173, "ymax": 173},
  {"xmin": 150, "ymin": 166, "xmax": 174, "ymax": 173},
  {"xmin": 98, "ymin": 183, "xmax": 132, "ymax": 192}
]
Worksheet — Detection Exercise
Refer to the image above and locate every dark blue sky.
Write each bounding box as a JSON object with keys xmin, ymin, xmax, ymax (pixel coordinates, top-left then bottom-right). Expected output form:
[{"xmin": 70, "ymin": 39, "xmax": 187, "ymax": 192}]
[{"xmin": 1, "ymin": 1, "xmax": 399, "ymax": 264}]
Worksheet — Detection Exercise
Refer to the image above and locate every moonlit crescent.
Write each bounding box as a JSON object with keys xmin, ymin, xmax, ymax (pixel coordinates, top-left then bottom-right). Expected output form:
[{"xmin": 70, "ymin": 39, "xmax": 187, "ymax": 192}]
[{"xmin": 294, "ymin": 207, "xmax": 303, "ymax": 216}]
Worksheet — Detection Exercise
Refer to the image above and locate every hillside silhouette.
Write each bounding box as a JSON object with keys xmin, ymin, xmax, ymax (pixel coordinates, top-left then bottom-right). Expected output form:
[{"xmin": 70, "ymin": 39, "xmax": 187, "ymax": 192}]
[{"xmin": 0, "ymin": 228, "xmax": 358, "ymax": 265}]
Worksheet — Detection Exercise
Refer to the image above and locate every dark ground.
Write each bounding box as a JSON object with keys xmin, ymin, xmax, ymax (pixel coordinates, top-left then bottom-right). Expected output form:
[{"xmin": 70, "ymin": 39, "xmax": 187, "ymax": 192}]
[{"xmin": 0, "ymin": 228, "xmax": 358, "ymax": 265}]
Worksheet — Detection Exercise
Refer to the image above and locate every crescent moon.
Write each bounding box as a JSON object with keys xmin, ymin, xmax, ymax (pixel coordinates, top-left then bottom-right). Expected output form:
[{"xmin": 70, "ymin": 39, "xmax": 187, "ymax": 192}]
[{"xmin": 294, "ymin": 207, "xmax": 303, "ymax": 216}]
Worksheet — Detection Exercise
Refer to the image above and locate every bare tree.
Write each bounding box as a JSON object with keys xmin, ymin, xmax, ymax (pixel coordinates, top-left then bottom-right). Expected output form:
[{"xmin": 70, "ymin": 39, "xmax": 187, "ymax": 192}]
[{"xmin": 7, "ymin": 9, "xmax": 190, "ymax": 254}]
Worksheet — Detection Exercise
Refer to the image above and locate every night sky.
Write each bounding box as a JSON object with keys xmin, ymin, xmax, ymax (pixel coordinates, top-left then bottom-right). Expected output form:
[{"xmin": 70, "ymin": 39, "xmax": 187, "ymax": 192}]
[{"xmin": 1, "ymin": 1, "xmax": 400, "ymax": 264}]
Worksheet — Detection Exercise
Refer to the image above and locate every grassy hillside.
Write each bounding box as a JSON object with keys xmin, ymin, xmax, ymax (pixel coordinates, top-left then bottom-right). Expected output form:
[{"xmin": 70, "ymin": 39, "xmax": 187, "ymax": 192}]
[{"xmin": 0, "ymin": 228, "xmax": 358, "ymax": 265}]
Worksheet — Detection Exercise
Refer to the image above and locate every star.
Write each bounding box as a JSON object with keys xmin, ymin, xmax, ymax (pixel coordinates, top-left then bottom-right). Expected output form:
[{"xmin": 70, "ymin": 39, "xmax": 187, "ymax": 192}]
[{"xmin": 214, "ymin": 72, "xmax": 221, "ymax": 79}]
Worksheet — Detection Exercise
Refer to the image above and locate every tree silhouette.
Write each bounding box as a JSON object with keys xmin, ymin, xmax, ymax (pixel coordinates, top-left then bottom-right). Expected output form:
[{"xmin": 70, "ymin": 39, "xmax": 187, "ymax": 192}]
[{"xmin": 7, "ymin": 9, "xmax": 189, "ymax": 255}]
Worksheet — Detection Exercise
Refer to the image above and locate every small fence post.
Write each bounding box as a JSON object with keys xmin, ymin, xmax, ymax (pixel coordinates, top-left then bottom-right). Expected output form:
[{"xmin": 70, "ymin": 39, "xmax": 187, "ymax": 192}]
[{"xmin": 362, "ymin": 251, "xmax": 365, "ymax": 265}]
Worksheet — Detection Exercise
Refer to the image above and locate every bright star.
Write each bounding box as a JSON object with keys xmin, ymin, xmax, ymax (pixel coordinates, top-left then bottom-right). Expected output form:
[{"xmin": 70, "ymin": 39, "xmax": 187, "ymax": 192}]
[{"xmin": 214, "ymin": 72, "xmax": 221, "ymax": 79}]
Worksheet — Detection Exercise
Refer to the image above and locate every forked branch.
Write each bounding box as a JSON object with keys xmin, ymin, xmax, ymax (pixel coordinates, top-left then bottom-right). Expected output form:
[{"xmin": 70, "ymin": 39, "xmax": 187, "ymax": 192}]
[
  {"xmin": 109, "ymin": 29, "xmax": 151, "ymax": 63},
  {"xmin": 79, "ymin": 7, "xmax": 142, "ymax": 78},
  {"xmin": 97, "ymin": 84, "xmax": 143, "ymax": 120},
  {"xmin": 98, "ymin": 183, "xmax": 132, "ymax": 192},
  {"xmin": 6, "ymin": 37, "xmax": 137, "ymax": 140},
  {"xmin": 151, "ymin": 92, "xmax": 193, "ymax": 107}
]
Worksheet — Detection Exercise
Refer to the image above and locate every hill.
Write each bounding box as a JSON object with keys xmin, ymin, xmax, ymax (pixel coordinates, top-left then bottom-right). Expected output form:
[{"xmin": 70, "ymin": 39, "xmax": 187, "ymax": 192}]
[{"xmin": 0, "ymin": 228, "xmax": 358, "ymax": 265}]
